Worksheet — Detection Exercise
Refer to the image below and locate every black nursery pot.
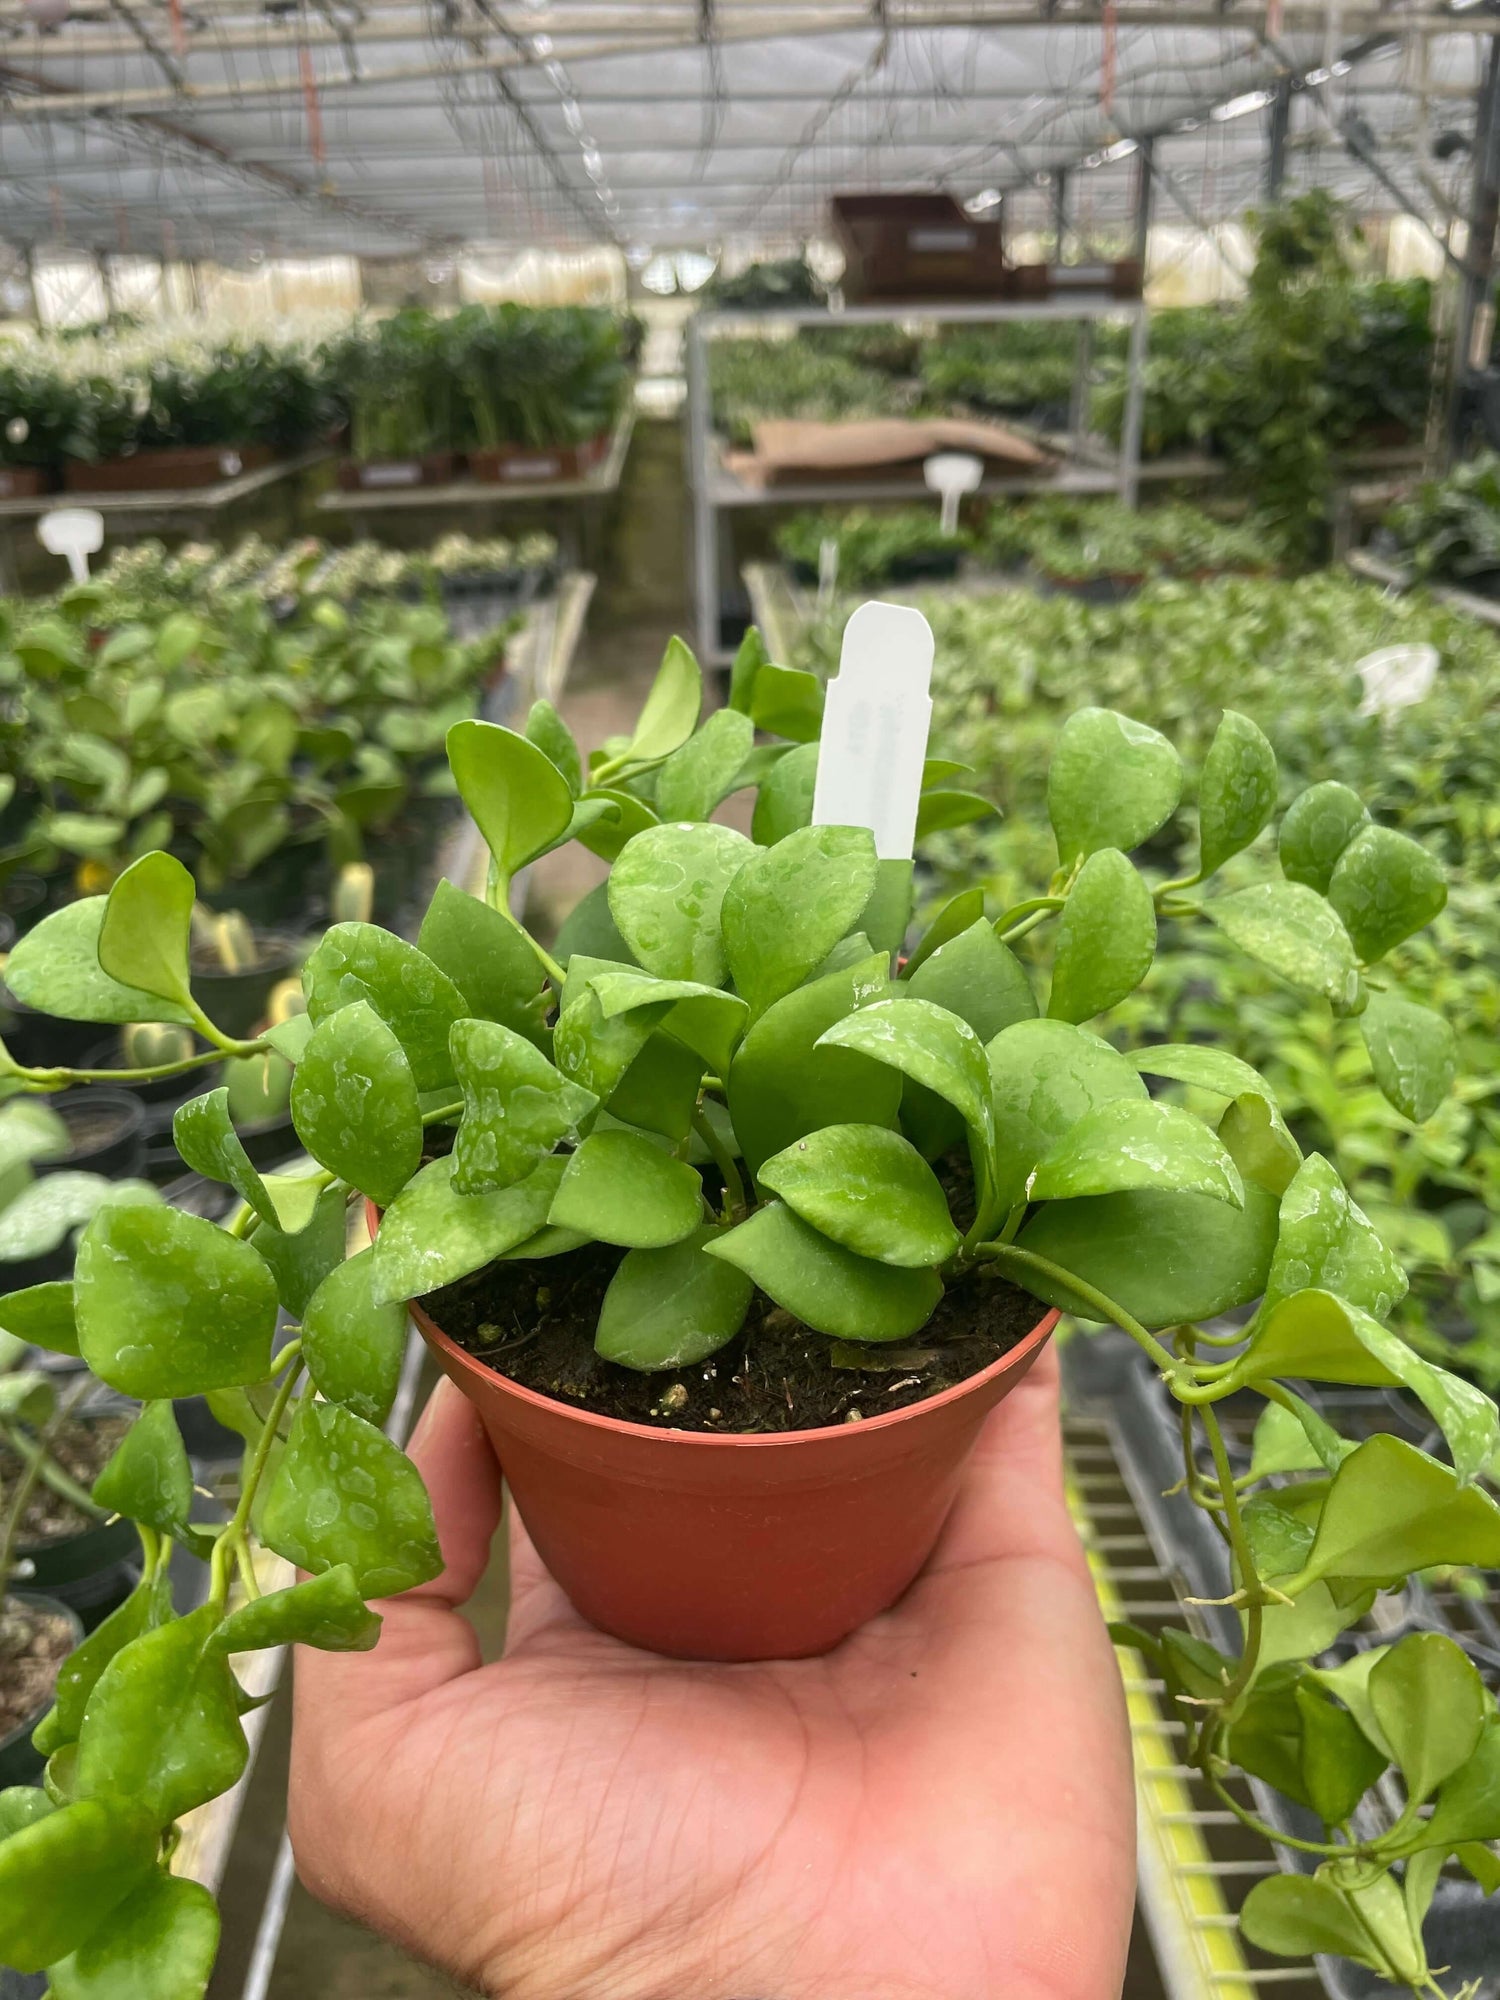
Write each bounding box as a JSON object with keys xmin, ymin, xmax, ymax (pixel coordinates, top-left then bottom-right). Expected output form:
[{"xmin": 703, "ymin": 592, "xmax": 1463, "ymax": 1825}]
[
  {"xmin": 37, "ymin": 1089, "xmax": 147, "ymax": 1182},
  {"xmin": 0, "ymin": 1592, "xmax": 82, "ymax": 1791},
  {"xmin": 190, "ymin": 932, "xmax": 301, "ymax": 1042},
  {"xmin": 18, "ymin": 1515, "xmax": 138, "ymax": 1632},
  {"xmin": 0, "ymin": 991, "xmax": 101, "ymax": 1073}
]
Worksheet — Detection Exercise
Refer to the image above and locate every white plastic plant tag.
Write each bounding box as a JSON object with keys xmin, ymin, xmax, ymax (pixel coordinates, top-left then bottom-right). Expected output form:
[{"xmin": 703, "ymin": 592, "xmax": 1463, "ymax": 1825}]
[
  {"xmin": 1356, "ymin": 642, "xmax": 1438, "ymax": 717},
  {"xmin": 812, "ymin": 600, "xmax": 934, "ymax": 861},
  {"xmin": 923, "ymin": 451, "xmax": 983, "ymax": 536},
  {"xmin": 37, "ymin": 507, "xmax": 104, "ymax": 584},
  {"xmin": 816, "ymin": 534, "xmax": 839, "ymax": 616}
]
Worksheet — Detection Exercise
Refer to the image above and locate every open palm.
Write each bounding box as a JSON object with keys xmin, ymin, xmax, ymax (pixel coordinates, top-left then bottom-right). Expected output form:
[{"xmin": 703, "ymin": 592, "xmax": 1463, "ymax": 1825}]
[{"xmin": 288, "ymin": 1346, "xmax": 1136, "ymax": 2000}]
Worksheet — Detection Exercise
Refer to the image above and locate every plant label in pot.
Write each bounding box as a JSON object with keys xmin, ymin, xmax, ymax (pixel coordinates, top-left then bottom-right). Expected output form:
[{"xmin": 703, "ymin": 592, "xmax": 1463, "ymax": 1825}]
[{"xmin": 0, "ymin": 615, "xmax": 1488, "ymax": 1996}]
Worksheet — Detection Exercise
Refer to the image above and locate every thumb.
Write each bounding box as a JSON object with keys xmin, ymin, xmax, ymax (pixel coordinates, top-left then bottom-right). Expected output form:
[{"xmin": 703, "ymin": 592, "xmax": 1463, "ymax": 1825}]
[{"xmin": 293, "ymin": 1375, "xmax": 505, "ymax": 1727}]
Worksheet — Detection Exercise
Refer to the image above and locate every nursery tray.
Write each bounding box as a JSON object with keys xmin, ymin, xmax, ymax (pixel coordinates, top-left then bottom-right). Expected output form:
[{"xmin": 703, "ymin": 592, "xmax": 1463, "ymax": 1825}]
[
  {"xmin": 1064, "ymin": 1334, "xmax": 1500, "ymax": 2000},
  {"xmin": 64, "ymin": 445, "xmax": 276, "ymax": 494},
  {"xmin": 0, "ymin": 447, "xmax": 329, "ymax": 520},
  {"xmin": 317, "ymin": 411, "xmax": 634, "ymax": 514}
]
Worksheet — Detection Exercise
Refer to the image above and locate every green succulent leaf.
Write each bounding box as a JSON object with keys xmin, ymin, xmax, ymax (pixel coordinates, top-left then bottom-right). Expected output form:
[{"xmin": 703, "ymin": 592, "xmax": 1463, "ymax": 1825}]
[
  {"xmin": 1217, "ymin": 1091, "xmax": 1302, "ymax": 1197},
  {"xmin": 1286, "ymin": 1434, "xmax": 1500, "ymax": 1588},
  {"xmin": 173, "ymin": 1087, "xmax": 313, "ymax": 1233},
  {"xmin": 914, "ymin": 789, "xmax": 998, "ymax": 838},
  {"xmin": 553, "ymin": 984, "xmax": 668, "ymax": 1102},
  {"xmin": 450, "ymin": 1017, "xmax": 597, "ymax": 1195},
  {"xmin": 302, "ymin": 1247, "xmax": 408, "ymax": 1426},
  {"xmin": 614, "ymin": 634, "xmax": 702, "ymax": 769},
  {"xmin": 1028, "ymin": 1098, "xmax": 1244, "ymax": 1208},
  {"xmin": 749, "ymin": 662, "xmax": 824, "ymax": 743},
  {"xmin": 607, "ymin": 821, "xmax": 755, "ymax": 985},
  {"xmin": 417, "ymin": 879, "xmax": 550, "ymax": 1048},
  {"xmin": 446, "ymin": 718, "xmax": 574, "ymax": 884},
  {"xmin": 904, "ymin": 919, "xmax": 1036, "ymax": 1042},
  {"xmin": 548, "ymin": 1129, "xmax": 703, "ymax": 1248},
  {"xmin": 1326, "ymin": 823, "xmax": 1447, "ymax": 964},
  {"xmin": 47, "ymin": 1866, "xmax": 220, "ymax": 2000},
  {"xmin": 290, "ymin": 1000, "xmax": 421, "ymax": 1207},
  {"xmin": 0, "ymin": 1789, "xmax": 53, "ymax": 1838},
  {"xmin": 523, "ymin": 698, "xmax": 582, "ymax": 795},
  {"xmin": 214, "ymin": 1563, "xmax": 382, "ymax": 1655},
  {"xmin": 726, "ymin": 625, "xmax": 768, "ymax": 716},
  {"xmin": 594, "ymin": 1224, "xmax": 754, "ymax": 1371},
  {"xmin": 1047, "ymin": 707, "xmax": 1183, "ymax": 866},
  {"xmin": 818, "ymin": 995, "xmax": 995, "ymax": 1183},
  {"xmin": 750, "ymin": 739, "xmax": 819, "ymax": 845},
  {"xmin": 371, "ymin": 1153, "xmax": 565, "ymax": 1305},
  {"xmin": 573, "ymin": 787, "xmax": 659, "ymax": 864},
  {"xmin": 759, "ymin": 1123, "xmax": 961, "ymax": 1268},
  {"xmin": 1205, "ymin": 882, "xmax": 1362, "ymax": 1012},
  {"xmin": 0, "ymin": 1796, "xmax": 158, "ymax": 1974},
  {"xmin": 97, "ymin": 851, "xmax": 197, "ymax": 1016},
  {"xmin": 4, "ymin": 897, "xmax": 193, "ymax": 1026},
  {"xmin": 1369, "ymin": 1633, "xmax": 1489, "ymax": 1806},
  {"xmin": 1279, "ymin": 780, "xmax": 1370, "ymax": 894},
  {"xmin": 901, "ymin": 889, "xmax": 986, "ymax": 980},
  {"xmin": 0, "ymin": 1279, "xmax": 78, "ymax": 1356},
  {"xmin": 1359, "ymin": 989, "xmax": 1457, "ymax": 1124},
  {"xmin": 721, "ymin": 823, "xmax": 879, "ymax": 1019},
  {"xmin": 1239, "ymin": 1874, "xmax": 1389, "ymax": 1972},
  {"xmin": 252, "ymin": 1182, "xmax": 349, "ymax": 1318},
  {"xmin": 987, "ymin": 1018, "xmax": 1148, "ymax": 1216},
  {"xmin": 587, "ymin": 971, "xmax": 748, "ymax": 1077},
  {"xmin": 1260, "ymin": 1153, "xmax": 1408, "ymax": 1322},
  {"xmin": 551, "ymin": 878, "xmax": 634, "ymax": 971},
  {"xmin": 92, "ymin": 1402, "xmax": 192, "ymax": 1536},
  {"xmin": 39, "ymin": 1575, "xmax": 172, "ymax": 1754},
  {"xmin": 654, "ymin": 706, "xmax": 756, "ymax": 822},
  {"xmin": 705, "ymin": 1203, "xmax": 942, "ymax": 1341},
  {"xmin": 1196, "ymin": 709, "xmax": 1277, "ymax": 877},
  {"xmin": 1397, "ymin": 1721, "xmax": 1500, "ymax": 1852},
  {"xmin": 303, "ymin": 923, "xmax": 469, "ymax": 1094},
  {"xmin": 1248, "ymin": 1396, "xmax": 1353, "ymax": 1481},
  {"xmin": 259, "ymin": 1397, "xmax": 440, "ymax": 1598},
  {"xmin": 76, "ymin": 1203, "xmax": 277, "ymax": 1398},
  {"xmin": 1047, "ymin": 848, "xmax": 1155, "ymax": 1023}
]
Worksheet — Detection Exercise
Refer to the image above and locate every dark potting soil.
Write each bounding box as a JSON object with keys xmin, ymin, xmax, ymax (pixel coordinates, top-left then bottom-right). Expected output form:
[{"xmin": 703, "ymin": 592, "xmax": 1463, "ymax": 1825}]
[
  {"xmin": 0, "ymin": 1599, "xmax": 73, "ymax": 1736},
  {"xmin": 53, "ymin": 1099, "xmax": 131, "ymax": 1154},
  {"xmin": 0, "ymin": 1417, "xmax": 129, "ymax": 1543},
  {"xmin": 424, "ymin": 1250, "xmax": 1043, "ymax": 1435}
]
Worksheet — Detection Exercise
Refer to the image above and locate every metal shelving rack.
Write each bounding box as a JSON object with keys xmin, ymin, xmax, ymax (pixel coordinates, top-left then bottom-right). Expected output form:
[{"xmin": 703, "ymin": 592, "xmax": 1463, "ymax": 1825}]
[{"xmin": 684, "ymin": 298, "xmax": 1150, "ymax": 665}]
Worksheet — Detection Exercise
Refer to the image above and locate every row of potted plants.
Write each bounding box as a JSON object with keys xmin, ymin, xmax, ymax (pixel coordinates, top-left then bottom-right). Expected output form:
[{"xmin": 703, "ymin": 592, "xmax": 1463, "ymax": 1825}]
[
  {"xmin": 0, "ymin": 616, "xmax": 1488, "ymax": 1991},
  {"xmin": 1380, "ymin": 451, "xmax": 1500, "ymax": 597}
]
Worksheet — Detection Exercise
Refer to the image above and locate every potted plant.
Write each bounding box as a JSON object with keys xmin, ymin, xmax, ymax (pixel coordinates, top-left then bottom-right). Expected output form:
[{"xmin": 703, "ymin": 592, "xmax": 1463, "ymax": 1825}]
[{"xmin": 0, "ymin": 619, "xmax": 1492, "ymax": 1993}]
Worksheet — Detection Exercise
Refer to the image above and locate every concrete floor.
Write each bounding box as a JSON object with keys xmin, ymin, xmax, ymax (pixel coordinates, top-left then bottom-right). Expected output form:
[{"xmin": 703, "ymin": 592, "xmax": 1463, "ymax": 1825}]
[{"xmin": 208, "ymin": 415, "xmax": 1171, "ymax": 2000}]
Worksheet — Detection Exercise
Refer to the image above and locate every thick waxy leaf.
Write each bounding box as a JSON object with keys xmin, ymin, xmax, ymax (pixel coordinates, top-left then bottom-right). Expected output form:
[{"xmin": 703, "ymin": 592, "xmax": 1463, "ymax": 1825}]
[
  {"xmin": 0, "ymin": 1278, "xmax": 78, "ymax": 1356},
  {"xmin": 1239, "ymin": 1875, "xmax": 1388, "ymax": 1973},
  {"xmin": 5, "ymin": 897, "xmax": 194, "ymax": 1026},
  {"xmin": 552, "ymin": 878, "xmax": 634, "ymax": 970},
  {"xmin": 0, "ymin": 1796, "xmax": 158, "ymax": 1973},
  {"xmin": 290, "ymin": 1001, "xmax": 421, "ymax": 1208},
  {"xmin": 1360, "ymin": 989, "xmax": 1456, "ymax": 1123},
  {"xmin": 1047, "ymin": 848, "xmax": 1155, "ymax": 1023},
  {"xmin": 987, "ymin": 1018, "xmax": 1148, "ymax": 1215},
  {"xmin": 39, "ymin": 1575, "xmax": 170, "ymax": 1754},
  {"xmin": 904, "ymin": 920, "xmax": 1036, "ymax": 1042},
  {"xmin": 1279, "ymin": 781, "xmax": 1369, "ymax": 895},
  {"xmin": 750, "ymin": 739, "xmax": 819, "ymax": 845},
  {"xmin": 214, "ymin": 1563, "xmax": 381, "ymax": 1655},
  {"xmin": 1248, "ymin": 1393, "xmax": 1355, "ymax": 1480},
  {"xmin": 252, "ymin": 1183, "xmax": 348, "ymax": 1318},
  {"xmin": 1261, "ymin": 1154, "xmax": 1407, "ymax": 1323},
  {"xmin": 721, "ymin": 824, "xmax": 879, "ymax": 1018},
  {"xmin": 617, "ymin": 634, "xmax": 702, "ymax": 768},
  {"xmin": 574, "ymin": 787, "xmax": 659, "ymax": 864},
  {"xmin": 450, "ymin": 1017, "xmax": 596, "ymax": 1195},
  {"xmin": 1217, "ymin": 1091, "xmax": 1302, "ymax": 1197},
  {"xmin": 1128, "ymin": 1044, "xmax": 1273, "ymax": 1101},
  {"xmin": 0, "ymin": 1173, "xmax": 159, "ymax": 1263},
  {"xmin": 727, "ymin": 625, "xmax": 767, "ymax": 715},
  {"xmin": 595, "ymin": 1225, "xmax": 754, "ymax": 1370},
  {"xmin": 901, "ymin": 889, "xmax": 985, "ymax": 980},
  {"xmin": 914, "ymin": 789, "xmax": 998, "ymax": 838},
  {"xmin": 93, "ymin": 1401, "xmax": 192, "ymax": 1535},
  {"xmin": 446, "ymin": 718, "xmax": 574, "ymax": 883},
  {"xmin": 553, "ymin": 986, "xmax": 667, "ymax": 1101},
  {"xmin": 1327, "ymin": 823, "xmax": 1447, "ymax": 964},
  {"xmin": 97, "ymin": 852, "xmax": 196, "ymax": 1015},
  {"xmin": 819, "ymin": 996, "xmax": 994, "ymax": 1182},
  {"xmin": 0, "ymin": 1789, "xmax": 53, "ymax": 1837},
  {"xmin": 174, "ymin": 1087, "xmax": 308, "ymax": 1233},
  {"xmin": 1288, "ymin": 1435, "xmax": 1500, "ymax": 1588},
  {"xmin": 705, "ymin": 1203, "xmax": 942, "ymax": 1341},
  {"xmin": 857, "ymin": 858, "xmax": 914, "ymax": 957},
  {"xmin": 1206, "ymin": 883, "xmax": 1361, "ymax": 1013},
  {"xmin": 48, "ymin": 1867, "xmax": 219, "ymax": 2000},
  {"xmin": 1370, "ymin": 1633, "xmax": 1488, "ymax": 1805},
  {"xmin": 524, "ymin": 698, "xmax": 581, "ymax": 794},
  {"xmin": 548, "ymin": 1129, "xmax": 702, "ymax": 1248},
  {"xmin": 303, "ymin": 924, "xmax": 468, "ymax": 1094},
  {"xmin": 759, "ymin": 1123, "xmax": 961, "ymax": 1268},
  {"xmin": 588, "ymin": 971, "xmax": 747, "ymax": 1077},
  {"xmin": 1197, "ymin": 709, "xmax": 1277, "ymax": 877},
  {"xmin": 607, "ymin": 822, "xmax": 754, "ymax": 985},
  {"xmin": 76, "ymin": 1202, "xmax": 276, "ymax": 1398},
  {"xmin": 1400, "ymin": 1722, "xmax": 1500, "ymax": 1853},
  {"xmin": 417, "ymin": 879, "xmax": 550, "ymax": 1048},
  {"xmin": 728, "ymin": 952, "xmax": 899, "ymax": 1180},
  {"xmin": 1029, "ymin": 1098, "xmax": 1243, "ymax": 1208},
  {"xmin": 1047, "ymin": 707, "xmax": 1182, "ymax": 865},
  {"xmin": 76, "ymin": 1606, "xmax": 247, "ymax": 1827},
  {"xmin": 749, "ymin": 662, "xmax": 824, "ymax": 742},
  {"xmin": 1227, "ymin": 1289, "xmax": 1498, "ymax": 1485},
  {"xmin": 260, "ymin": 1398, "xmax": 440, "ymax": 1597},
  {"xmin": 654, "ymin": 706, "xmax": 756, "ymax": 822},
  {"xmin": 302, "ymin": 1248, "xmax": 407, "ymax": 1426},
  {"xmin": 371, "ymin": 1153, "xmax": 564, "ymax": 1305},
  {"xmin": 1296, "ymin": 1690, "xmax": 1386, "ymax": 1830},
  {"xmin": 1010, "ymin": 1184, "xmax": 1279, "ymax": 1329},
  {"xmin": 603, "ymin": 1028, "xmax": 704, "ymax": 1141}
]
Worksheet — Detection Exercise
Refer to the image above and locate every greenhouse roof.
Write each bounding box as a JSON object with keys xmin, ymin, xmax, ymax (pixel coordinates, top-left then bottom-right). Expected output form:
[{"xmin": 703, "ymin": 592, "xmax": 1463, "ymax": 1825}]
[{"xmin": 0, "ymin": 1, "xmax": 1488, "ymax": 263}]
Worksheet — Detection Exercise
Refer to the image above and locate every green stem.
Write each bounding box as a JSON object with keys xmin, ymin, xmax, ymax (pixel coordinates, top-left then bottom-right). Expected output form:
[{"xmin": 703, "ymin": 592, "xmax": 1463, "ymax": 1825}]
[
  {"xmin": 691, "ymin": 1106, "xmax": 746, "ymax": 1222},
  {"xmin": 998, "ymin": 898, "xmax": 1066, "ymax": 946},
  {"xmin": 1155, "ymin": 867, "xmax": 1205, "ymax": 899},
  {"xmin": 0, "ymin": 1415, "xmax": 108, "ymax": 1525},
  {"xmin": 1201, "ymin": 1401, "xmax": 1264, "ymax": 1710},
  {"xmin": 15, "ymin": 1047, "xmax": 248, "ymax": 1092},
  {"xmin": 1203, "ymin": 1771, "xmax": 1351, "ymax": 1858},
  {"xmin": 210, "ymin": 1345, "xmax": 303, "ymax": 1612},
  {"xmin": 972, "ymin": 1243, "xmax": 1185, "ymax": 1378},
  {"xmin": 421, "ymin": 1099, "xmax": 463, "ymax": 1127},
  {"xmin": 0, "ymin": 1378, "xmax": 94, "ymax": 1592}
]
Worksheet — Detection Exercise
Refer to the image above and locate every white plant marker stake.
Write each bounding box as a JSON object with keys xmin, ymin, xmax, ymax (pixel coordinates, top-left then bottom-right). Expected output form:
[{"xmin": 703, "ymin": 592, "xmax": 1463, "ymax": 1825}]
[
  {"xmin": 1355, "ymin": 642, "xmax": 1439, "ymax": 717},
  {"xmin": 923, "ymin": 451, "xmax": 983, "ymax": 537},
  {"xmin": 37, "ymin": 507, "xmax": 104, "ymax": 584},
  {"xmin": 812, "ymin": 600, "xmax": 934, "ymax": 860},
  {"xmin": 816, "ymin": 534, "xmax": 840, "ymax": 618}
]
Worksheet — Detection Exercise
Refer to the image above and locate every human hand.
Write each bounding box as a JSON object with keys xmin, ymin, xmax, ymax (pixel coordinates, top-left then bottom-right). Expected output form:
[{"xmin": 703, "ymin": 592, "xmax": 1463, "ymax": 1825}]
[{"xmin": 288, "ymin": 1345, "xmax": 1136, "ymax": 2000}]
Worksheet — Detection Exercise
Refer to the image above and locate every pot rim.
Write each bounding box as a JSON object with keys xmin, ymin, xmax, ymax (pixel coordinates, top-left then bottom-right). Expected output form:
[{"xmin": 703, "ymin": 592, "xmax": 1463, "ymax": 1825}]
[{"xmin": 411, "ymin": 1293, "xmax": 1059, "ymax": 1452}]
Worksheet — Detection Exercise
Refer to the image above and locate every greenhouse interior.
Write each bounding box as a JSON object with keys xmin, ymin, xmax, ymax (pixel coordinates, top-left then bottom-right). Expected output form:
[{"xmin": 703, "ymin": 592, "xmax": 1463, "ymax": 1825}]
[{"xmin": 10, "ymin": 4, "xmax": 1500, "ymax": 1998}]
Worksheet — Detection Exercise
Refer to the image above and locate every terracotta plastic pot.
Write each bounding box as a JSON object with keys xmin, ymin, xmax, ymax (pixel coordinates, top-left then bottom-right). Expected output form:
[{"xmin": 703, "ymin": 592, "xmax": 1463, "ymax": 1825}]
[{"xmin": 411, "ymin": 1292, "xmax": 1058, "ymax": 1662}]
